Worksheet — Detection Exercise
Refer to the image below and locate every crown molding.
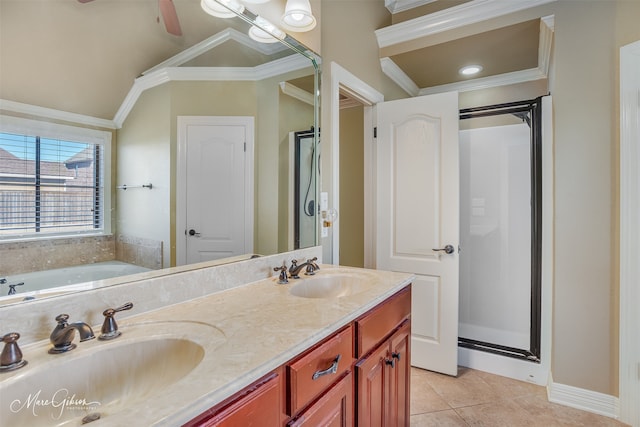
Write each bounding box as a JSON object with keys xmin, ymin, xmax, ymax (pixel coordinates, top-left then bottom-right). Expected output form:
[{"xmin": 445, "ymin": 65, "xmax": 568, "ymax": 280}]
[
  {"xmin": 0, "ymin": 99, "xmax": 117, "ymax": 129},
  {"xmin": 279, "ymin": 82, "xmax": 314, "ymax": 106},
  {"xmin": 339, "ymin": 97, "xmax": 362, "ymax": 110},
  {"xmin": 384, "ymin": 0, "xmax": 437, "ymax": 14},
  {"xmin": 381, "ymin": 57, "xmax": 547, "ymax": 96},
  {"xmin": 417, "ymin": 67, "xmax": 546, "ymax": 95},
  {"xmin": 143, "ymin": 28, "xmax": 287, "ymax": 75},
  {"xmin": 538, "ymin": 15, "xmax": 555, "ymax": 76},
  {"xmin": 115, "ymin": 54, "xmax": 315, "ymax": 128},
  {"xmin": 381, "ymin": 13, "xmax": 554, "ymax": 97},
  {"xmin": 379, "ymin": 57, "xmax": 420, "ymax": 97},
  {"xmin": 376, "ymin": 0, "xmax": 557, "ymax": 49}
]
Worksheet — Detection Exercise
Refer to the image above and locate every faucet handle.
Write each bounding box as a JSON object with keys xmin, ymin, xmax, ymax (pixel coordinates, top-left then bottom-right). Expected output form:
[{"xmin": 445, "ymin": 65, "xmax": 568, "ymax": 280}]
[
  {"xmin": 302, "ymin": 257, "xmax": 320, "ymax": 276},
  {"xmin": 99, "ymin": 302, "xmax": 134, "ymax": 340},
  {"xmin": 0, "ymin": 332, "xmax": 27, "ymax": 372},
  {"xmin": 55, "ymin": 313, "xmax": 70, "ymax": 324},
  {"xmin": 273, "ymin": 264, "xmax": 289, "ymax": 284}
]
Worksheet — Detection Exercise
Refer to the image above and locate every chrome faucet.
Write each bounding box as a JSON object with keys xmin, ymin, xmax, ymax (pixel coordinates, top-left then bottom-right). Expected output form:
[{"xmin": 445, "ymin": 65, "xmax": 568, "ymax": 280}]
[
  {"xmin": 49, "ymin": 314, "xmax": 95, "ymax": 354},
  {"xmin": 273, "ymin": 264, "xmax": 289, "ymax": 284},
  {"xmin": 288, "ymin": 257, "xmax": 320, "ymax": 279}
]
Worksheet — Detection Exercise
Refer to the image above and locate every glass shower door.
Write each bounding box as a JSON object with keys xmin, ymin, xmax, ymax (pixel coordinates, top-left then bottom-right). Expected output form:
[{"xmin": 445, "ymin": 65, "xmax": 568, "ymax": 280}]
[{"xmin": 458, "ymin": 98, "xmax": 542, "ymax": 362}]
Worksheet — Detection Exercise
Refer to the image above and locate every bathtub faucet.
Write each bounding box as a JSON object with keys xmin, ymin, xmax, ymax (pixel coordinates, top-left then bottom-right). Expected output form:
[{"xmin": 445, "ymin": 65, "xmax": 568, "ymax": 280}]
[
  {"xmin": 0, "ymin": 279, "xmax": 25, "ymax": 295},
  {"xmin": 49, "ymin": 314, "xmax": 95, "ymax": 354}
]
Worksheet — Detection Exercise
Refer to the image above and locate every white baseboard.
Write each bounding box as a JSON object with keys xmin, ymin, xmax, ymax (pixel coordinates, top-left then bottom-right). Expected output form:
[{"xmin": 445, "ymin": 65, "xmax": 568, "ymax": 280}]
[
  {"xmin": 547, "ymin": 374, "xmax": 620, "ymax": 420},
  {"xmin": 458, "ymin": 347, "xmax": 548, "ymax": 386}
]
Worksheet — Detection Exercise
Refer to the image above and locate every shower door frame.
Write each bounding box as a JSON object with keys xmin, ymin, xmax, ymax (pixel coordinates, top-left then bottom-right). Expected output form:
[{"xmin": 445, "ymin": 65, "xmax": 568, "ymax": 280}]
[
  {"xmin": 293, "ymin": 128, "xmax": 317, "ymax": 250},
  {"xmin": 458, "ymin": 97, "xmax": 543, "ymax": 363}
]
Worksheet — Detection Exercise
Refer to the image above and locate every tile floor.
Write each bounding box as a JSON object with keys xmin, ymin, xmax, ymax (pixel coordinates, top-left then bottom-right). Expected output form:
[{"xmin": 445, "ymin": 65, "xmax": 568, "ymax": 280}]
[{"xmin": 410, "ymin": 366, "xmax": 630, "ymax": 426}]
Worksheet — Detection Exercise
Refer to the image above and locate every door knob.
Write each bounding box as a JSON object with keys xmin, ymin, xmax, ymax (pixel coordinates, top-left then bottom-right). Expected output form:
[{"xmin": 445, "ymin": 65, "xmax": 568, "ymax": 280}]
[
  {"xmin": 188, "ymin": 229, "xmax": 201, "ymax": 237},
  {"xmin": 432, "ymin": 244, "xmax": 455, "ymax": 255}
]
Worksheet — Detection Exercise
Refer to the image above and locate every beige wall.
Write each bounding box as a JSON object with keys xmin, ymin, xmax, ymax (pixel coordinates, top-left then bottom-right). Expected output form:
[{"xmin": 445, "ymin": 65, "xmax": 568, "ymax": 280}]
[
  {"xmin": 117, "ymin": 84, "xmax": 172, "ymax": 268},
  {"xmin": 339, "ymin": 105, "xmax": 365, "ymax": 268},
  {"xmin": 320, "ymin": 0, "xmax": 640, "ymax": 396},
  {"xmin": 117, "ymin": 71, "xmax": 316, "ymax": 264}
]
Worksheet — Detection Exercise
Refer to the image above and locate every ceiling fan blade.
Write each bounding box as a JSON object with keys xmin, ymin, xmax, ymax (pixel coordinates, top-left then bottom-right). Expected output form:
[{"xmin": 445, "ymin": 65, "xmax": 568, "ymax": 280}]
[
  {"xmin": 77, "ymin": 0, "xmax": 95, "ymax": 3},
  {"xmin": 159, "ymin": 0, "xmax": 182, "ymax": 36}
]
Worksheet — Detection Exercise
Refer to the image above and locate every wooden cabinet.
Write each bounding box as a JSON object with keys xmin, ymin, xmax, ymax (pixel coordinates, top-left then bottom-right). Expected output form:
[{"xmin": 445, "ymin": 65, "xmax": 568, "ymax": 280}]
[
  {"xmin": 355, "ymin": 287, "xmax": 411, "ymax": 427},
  {"xmin": 184, "ymin": 285, "xmax": 411, "ymax": 427},
  {"xmin": 184, "ymin": 370, "xmax": 282, "ymax": 427},
  {"xmin": 287, "ymin": 372, "xmax": 353, "ymax": 427},
  {"xmin": 388, "ymin": 321, "xmax": 410, "ymax": 427},
  {"xmin": 287, "ymin": 326, "xmax": 354, "ymax": 416}
]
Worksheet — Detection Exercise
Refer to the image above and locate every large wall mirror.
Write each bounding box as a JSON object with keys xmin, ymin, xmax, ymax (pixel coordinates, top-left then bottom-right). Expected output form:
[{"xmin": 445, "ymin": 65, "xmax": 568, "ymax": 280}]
[{"xmin": 0, "ymin": 0, "xmax": 320, "ymax": 305}]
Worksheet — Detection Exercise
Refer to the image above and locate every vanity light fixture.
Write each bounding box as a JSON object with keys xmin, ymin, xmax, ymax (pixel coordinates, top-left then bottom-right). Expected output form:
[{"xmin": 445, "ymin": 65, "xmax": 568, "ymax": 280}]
[
  {"xmin": 281, "ymin": 0, "xmax": 316, "ymax": 32},
  {"xmin": 249, "ymin": 16, "xmax": 286, "ymax": 43},
  {"xmin": 201, "ymin": 0, "xmax": 244, "ymax": 19},
  {"xmin": 459, "ymin": 65, "xmax": 483, "ymax": 76}
]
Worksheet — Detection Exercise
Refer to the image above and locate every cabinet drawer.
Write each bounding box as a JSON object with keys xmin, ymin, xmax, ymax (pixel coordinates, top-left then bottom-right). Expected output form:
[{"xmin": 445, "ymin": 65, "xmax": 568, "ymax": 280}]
[
  {"xmin": 287, "ymin": 326, "xmax": 354, "ymax": 416},
  {"xmin": 287, "ymin": 371, "xmax": 353, "ymax": 427},
  {"xmin": 185, "ymin": 371, "xmax": 281, "ymax": 427},
  {"xmin": 355, "ymin": 285, "xmax": 411, "ymax": 357}
]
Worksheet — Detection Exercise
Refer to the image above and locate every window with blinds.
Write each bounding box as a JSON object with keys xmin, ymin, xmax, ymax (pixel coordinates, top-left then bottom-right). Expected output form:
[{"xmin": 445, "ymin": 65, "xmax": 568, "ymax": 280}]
[{"xmin": 0, "ymin": 131, "xmax": 105, "ymax": 238}]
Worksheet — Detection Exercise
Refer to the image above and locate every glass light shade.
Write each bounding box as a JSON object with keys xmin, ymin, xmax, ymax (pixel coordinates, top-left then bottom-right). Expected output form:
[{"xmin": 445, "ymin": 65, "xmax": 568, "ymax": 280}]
[
  {"xmin": 201, "ymin": 0, "xmax": 244, "ymax": 18},
  {"xmin": 241, "ymin": 0, "xmax": 271, "ymax": 3},
  {"xmin": 281, "ymin": 0, "xmax": 316, "ymax": 32},
  {"xmin": 248, "ymin": 16, "xmax": 286, "ymax": 44}
]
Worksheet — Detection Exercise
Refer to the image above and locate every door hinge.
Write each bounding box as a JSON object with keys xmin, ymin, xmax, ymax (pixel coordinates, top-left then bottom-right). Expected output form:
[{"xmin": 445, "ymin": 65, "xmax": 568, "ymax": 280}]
[
  {"xmin": 374, "ymin": 127, "xmax": 377, "ymax": 138},
  {"xmin": 244, "ymin": 142, "xmax": 246, "ymax": 152}
]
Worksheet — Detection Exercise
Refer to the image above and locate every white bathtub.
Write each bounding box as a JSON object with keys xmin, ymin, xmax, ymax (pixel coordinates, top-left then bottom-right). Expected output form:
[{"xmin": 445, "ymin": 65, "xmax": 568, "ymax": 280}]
[{"xmin": 1, "ymin": 261, "xmax": 151, "ymax": 303}]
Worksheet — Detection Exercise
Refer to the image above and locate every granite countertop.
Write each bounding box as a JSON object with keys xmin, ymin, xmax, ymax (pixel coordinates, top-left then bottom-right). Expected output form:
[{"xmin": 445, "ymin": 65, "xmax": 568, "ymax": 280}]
[{"xmin": 0, "ymin": 265, "xmax": 413, "ymax": 426}]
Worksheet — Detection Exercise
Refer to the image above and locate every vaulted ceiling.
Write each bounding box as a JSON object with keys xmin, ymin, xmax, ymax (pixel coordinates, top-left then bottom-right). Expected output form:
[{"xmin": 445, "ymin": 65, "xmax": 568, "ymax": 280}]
[
  {"xmin": 0, "ymin": 0, "xmax": 314, "ymax": 122},
  {"xmin": 0, "ymin": 0, "xmax": 552, "ymax": 124}
]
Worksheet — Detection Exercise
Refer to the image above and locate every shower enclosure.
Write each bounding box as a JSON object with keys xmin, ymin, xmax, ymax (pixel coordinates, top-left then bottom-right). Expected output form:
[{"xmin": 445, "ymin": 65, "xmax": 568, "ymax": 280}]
[
  {"xmin": 458, "ymin": 98, "xmax": 543, "ymax": 363},
  {"xmin": 293, "ymin": 128, "xmax": 317, "ymax": 249}
]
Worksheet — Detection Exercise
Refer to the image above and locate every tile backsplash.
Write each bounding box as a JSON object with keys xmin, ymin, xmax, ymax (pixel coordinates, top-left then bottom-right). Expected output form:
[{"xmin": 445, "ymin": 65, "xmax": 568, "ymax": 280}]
[{"xmin": 0, "ymin": 235, "xmax": 115, "ymax": 275}]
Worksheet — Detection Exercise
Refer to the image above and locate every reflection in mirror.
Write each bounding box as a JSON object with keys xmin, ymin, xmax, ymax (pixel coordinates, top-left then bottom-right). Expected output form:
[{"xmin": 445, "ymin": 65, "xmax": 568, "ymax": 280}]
[
  {"xmin": 293, "ymin": 128, "xmax": 318, "ymax": 249},
  {"xmin": 0, "ymin": 0, "xmax": 320, "ymax": 305}
]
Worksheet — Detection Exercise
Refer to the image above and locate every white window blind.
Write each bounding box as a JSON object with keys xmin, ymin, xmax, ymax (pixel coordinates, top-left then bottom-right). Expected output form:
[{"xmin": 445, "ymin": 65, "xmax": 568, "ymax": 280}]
[{"xmin": 0, "ymin": 131, "xmax": 105, "ymax": 238}]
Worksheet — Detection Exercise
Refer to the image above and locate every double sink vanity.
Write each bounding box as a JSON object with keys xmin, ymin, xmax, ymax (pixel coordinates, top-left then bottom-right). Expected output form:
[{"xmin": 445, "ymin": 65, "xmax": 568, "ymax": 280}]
[{"xmin": 0, "ymin": 247, "xmax": 413, "ymax": 426}]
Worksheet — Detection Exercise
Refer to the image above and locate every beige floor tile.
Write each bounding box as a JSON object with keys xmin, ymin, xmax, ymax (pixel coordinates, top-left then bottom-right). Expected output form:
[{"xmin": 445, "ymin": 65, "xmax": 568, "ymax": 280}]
[
  {"xmin": 415, "ymin": 367, "xmax": 502, "ymax": 409},
  {"xmin": 472, "ymin": 368, "xmax": 546, "ymax": 399},
  {"xmin": 411, "ymin": 410, "xmax": 469, "ymax": 426},
  {"xmin": 513, "ymin": 394, "xmax": 630, "ymax": 426},
  {"xmin": 454, "ymin": 398, "xmax": 545, "ymax": 426},
  {"xmin": 410, "ymin": 366, "xmax": 629, "ymax": 427},
  {"xmin": 411, "ymin": 369, "xmax": 452, "ymax": 414}
]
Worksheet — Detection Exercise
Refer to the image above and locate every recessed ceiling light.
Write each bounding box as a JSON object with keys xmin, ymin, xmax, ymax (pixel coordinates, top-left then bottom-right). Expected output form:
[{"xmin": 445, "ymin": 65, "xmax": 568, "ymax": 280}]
[{"xmin": 459, "ymin": 65, "xmax": 483, "ymax": 76}]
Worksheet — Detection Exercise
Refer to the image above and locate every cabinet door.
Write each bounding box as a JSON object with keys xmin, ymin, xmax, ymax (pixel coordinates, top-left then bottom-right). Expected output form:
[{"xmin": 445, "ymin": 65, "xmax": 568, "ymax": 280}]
[
  {"xmin": 197, "ymin": 373, "xmax": 280, "ymax": 427},
  {"xmin": 388, "ymin": 320, "xmax": 411, "ymax": 427},
  {"xmin": 355, "ymin": 343, "xmax": 389, "ymax": 427},
  {"xmin": 287, "ymin": 372, "xmax": 353, "ymax": 427}
]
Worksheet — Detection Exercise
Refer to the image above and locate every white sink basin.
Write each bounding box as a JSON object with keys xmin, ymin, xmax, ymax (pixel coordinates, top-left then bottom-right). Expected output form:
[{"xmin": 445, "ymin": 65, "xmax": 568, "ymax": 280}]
[
  {"xmin": 0, "ymin": 322, "xmax": 223, "ymax": 426},
  {"xmin": 288, "ymin": 271, "xmax": 374, "ymax": 299}
]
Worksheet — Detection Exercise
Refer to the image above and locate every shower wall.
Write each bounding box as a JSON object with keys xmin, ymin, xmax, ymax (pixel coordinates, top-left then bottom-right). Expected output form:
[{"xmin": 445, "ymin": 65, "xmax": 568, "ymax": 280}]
[{"xmin": 459, "ymin": 123, "xmax": 532, "ymax": 350}]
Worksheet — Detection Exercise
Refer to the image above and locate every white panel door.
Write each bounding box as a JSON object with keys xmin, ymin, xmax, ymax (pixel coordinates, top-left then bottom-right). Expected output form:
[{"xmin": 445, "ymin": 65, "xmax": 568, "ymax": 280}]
[
  {"xmin": 178, "ymin": 117, "xmax": 253, "ymax": 264},
  {"xmin": 376, "ymin": 92, "xmax": 459, "ymax": 376}
]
